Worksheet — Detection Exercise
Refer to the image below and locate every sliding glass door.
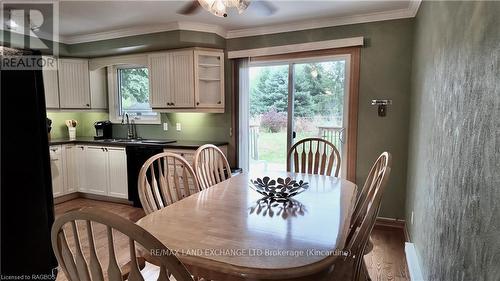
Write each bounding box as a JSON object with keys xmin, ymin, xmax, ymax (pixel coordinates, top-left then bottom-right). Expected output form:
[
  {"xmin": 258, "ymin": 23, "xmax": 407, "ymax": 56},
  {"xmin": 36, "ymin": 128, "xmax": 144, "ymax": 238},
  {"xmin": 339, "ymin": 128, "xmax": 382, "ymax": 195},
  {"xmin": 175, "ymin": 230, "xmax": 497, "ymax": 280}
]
[{"xmin": 248, "ymin": 55, "xmax": 350, "ymax": 176}]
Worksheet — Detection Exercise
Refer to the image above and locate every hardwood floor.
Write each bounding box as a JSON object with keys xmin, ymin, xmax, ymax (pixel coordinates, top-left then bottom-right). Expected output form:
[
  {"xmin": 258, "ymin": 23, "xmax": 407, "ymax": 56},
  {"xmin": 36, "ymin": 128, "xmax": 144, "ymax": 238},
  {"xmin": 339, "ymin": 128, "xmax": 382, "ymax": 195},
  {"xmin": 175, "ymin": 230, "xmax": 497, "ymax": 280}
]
[
  {"xmin": 54, "ymin": 198, "xmax": 409, "ymax": 281},
  {"xmin": 364, "ymin": 225, "xmax": 410, "ymax": 281}
]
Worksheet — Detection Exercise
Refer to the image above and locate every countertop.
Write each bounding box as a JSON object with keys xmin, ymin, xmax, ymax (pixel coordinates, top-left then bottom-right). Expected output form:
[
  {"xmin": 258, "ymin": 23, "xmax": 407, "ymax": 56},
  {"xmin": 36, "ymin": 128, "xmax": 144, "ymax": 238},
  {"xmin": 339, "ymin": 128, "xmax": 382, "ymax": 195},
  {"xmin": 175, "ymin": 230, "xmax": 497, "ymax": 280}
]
[{"xmin": 49, "ymin": 137, "xmax": 229, "ymax": 149}]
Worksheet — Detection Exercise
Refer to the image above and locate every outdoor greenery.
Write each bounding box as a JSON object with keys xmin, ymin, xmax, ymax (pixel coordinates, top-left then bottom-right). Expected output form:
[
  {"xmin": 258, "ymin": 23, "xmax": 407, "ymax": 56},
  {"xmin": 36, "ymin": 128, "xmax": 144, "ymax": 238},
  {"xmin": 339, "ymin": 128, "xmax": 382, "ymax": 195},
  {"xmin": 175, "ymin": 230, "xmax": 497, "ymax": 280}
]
[
  {"xmin": 250, "ymin": 61, "xmax": 345, "ymax": 132},
  {"xmin": 118, "ymin": 67, "xmax": 150, "ymax": 112},
  {"xmin": 249, "ymin": 61, "xmax": 346, "ymax": 169}
]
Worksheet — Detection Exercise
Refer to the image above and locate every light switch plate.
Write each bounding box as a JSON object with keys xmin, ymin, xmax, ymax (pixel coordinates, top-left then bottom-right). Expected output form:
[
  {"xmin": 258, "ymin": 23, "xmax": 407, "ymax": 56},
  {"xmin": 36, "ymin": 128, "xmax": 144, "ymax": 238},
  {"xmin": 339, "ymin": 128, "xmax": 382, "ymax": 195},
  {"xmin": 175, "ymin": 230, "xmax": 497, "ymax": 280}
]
[
  {"xmin": 176, "ymin": 122, "xmax": 181, "ymax": 131},
  {"xmin": 163, "ymin": 123, "xmax": 168, "ymax": 131}
]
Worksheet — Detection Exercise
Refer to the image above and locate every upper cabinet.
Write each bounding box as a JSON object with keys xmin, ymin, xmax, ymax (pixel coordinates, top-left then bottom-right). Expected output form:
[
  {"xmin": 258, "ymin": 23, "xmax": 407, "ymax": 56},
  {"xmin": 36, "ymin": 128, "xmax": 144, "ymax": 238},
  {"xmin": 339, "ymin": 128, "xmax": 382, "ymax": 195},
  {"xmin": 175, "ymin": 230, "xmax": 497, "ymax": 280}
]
[
  {"xmin": 194, "ymin": 50, "xmax": 224, "ymax": 109},
  {"xmin": 148, "ymin": 48, "xmax": 224, "ymax": 113},
  {"xmin": 43, "ymin": 57, "xmax": 60, "ymax": 109},
  {"xmin": 58, "ymin": 58, "xmax": 91, "ymax": 109}
]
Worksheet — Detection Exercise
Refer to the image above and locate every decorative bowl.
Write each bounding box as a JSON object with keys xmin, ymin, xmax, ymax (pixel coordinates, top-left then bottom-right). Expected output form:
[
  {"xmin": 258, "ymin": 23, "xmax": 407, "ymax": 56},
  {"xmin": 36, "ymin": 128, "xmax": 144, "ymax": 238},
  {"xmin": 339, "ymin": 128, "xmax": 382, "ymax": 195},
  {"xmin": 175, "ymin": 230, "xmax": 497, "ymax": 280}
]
[{"xmin": 249, "ymin": 176, "xmax": 309, "ymax": 199}]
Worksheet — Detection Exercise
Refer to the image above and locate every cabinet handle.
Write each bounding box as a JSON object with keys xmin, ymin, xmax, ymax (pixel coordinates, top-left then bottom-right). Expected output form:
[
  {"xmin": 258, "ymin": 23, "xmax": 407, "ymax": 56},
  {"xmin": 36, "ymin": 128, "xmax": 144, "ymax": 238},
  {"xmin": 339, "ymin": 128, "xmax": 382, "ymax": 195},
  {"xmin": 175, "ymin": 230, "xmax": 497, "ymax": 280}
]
[
  {"xmin": 196, "ymin": 102, "xmax": 200, "ymax": 105},
  {"xmin": 105, "ymin": 148, "xmax": 108, "ymax": 152},
  {"xmin": 86, "ymin": 104, "xmax": 90, "ymax": 107},
  {"xmin": 217, "ymin": 101, "xmax": 221, "ymax": 104},
  {"xmin": 167, "ymin": 103, "xmax": 170, "ymax": 106},
  {"xmin": 171, "ymin": 102, "xmax": 175, "ymax": 106},
  {"xmin": 80, "ymin": 146, "xmax": 84, "ymax": 150}
]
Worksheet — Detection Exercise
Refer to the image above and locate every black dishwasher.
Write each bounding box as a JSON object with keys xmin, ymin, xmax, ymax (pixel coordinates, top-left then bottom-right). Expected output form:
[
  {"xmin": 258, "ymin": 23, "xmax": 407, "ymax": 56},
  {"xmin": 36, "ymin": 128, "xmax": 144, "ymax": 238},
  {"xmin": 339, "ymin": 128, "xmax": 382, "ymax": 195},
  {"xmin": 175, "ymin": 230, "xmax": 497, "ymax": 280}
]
[{"xmin": 126, "ymin": 145, "xmax": 164, "ymax": 207}]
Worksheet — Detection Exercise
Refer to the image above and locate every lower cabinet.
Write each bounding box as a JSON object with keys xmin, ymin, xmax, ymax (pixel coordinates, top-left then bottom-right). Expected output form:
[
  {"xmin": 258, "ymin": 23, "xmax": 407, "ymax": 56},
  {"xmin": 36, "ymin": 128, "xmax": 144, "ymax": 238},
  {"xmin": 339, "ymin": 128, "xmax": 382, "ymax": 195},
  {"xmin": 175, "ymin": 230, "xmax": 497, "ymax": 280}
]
[
  {"xmin": 51, "ymin": 144, "xmax": 128, "ymax": 200},
  {"xmin": 49, "ymin": 145, "xmax": 64, "ymax": 197},
  {"xmin": 85, "ymin": 146, "xmax": 109, "ymax": 195}
]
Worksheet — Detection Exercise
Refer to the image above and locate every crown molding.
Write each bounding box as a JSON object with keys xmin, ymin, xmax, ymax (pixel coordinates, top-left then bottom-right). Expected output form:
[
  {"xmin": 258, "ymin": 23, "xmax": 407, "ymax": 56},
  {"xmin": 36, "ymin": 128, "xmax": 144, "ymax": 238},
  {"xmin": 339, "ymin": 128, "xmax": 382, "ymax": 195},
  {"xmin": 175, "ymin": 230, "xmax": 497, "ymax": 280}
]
[
  {"xmin": 19, "ymin": 0, "xmax": 421, "ymax": 44},
  {"xmin": 226, "ymin": 1, "xmax": 422, "ymax": 39},
  {"xmin": 62, "ymin": 21, "xmax": 227, "ymax": 44}
]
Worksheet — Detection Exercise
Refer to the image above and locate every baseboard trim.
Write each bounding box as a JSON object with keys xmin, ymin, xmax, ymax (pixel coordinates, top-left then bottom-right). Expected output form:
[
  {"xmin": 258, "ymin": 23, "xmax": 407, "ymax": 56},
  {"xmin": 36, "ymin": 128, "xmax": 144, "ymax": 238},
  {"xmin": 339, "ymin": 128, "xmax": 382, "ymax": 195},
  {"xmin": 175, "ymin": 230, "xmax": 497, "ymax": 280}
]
[
  {"xmin": 375, "ymin": 216, "xmax": 405, "ymax": 229},
  {"xmin": 53, "ymin": 192, "xmax": 79, "ymax": 204},
  {"xmin": 54, "ymin": 192, "xmax": 133, "ymax": 205}
]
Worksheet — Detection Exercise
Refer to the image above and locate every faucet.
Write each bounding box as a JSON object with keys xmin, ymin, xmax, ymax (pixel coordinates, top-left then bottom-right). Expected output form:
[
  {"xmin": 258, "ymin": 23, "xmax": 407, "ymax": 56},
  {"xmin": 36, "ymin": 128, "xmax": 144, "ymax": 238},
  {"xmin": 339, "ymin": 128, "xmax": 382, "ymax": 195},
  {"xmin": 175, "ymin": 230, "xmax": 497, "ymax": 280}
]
[{"xmin": 121, "ymin": 112, "xmax": 136, "ymax": 139}]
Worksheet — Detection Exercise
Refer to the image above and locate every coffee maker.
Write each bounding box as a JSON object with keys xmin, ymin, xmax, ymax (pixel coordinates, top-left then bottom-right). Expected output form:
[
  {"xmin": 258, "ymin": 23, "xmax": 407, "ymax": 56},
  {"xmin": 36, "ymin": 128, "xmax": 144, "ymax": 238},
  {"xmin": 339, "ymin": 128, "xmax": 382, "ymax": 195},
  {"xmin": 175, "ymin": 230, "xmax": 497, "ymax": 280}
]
[{"xmin": 94, "ymin": 120, "xmax": 112, "ymax": 139}]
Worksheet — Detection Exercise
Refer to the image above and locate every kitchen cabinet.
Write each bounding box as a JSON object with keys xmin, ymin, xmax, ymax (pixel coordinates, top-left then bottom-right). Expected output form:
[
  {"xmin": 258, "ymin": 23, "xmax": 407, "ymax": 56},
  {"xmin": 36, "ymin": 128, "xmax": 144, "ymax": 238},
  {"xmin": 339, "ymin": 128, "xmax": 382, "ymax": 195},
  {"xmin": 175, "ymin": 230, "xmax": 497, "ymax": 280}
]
[
  {"xmin": 194, "ymin": 50, "xmax": 225, "ymax": 109},
  {"xmin": 148, "ymin": 48, "xmax": 224, "ymax": 112},
  {"xmin": 81, "ymin": 145, "xmax": 128, "ymax": 198},
  {"xmin": 49, "ymin": 145, "xmax": 64, "ymax": 197},
  {"xmin": 107, "ymin": 147, "xmax": 128, "ymax": 199},
  {"xmin": 89, "ymin": 67, "xmax": 108, "ymax": 109},
  {"xmin": 58, "ymin": 58, "xmax": 91, "ymax": 109},
  {"xmin": 62, "ymin": 144, "xmax": 80, "ymax": 193},
  {"xmin": 42, "ymin": 57, "xmax": 60, "ymax": 109},
  {"xmin": 85, "ymin": 146, "xmax": 109, "ymax": 195},
  {"xmin": 148, "ymin": 52, "xmax": 172, "ymax": 108}
]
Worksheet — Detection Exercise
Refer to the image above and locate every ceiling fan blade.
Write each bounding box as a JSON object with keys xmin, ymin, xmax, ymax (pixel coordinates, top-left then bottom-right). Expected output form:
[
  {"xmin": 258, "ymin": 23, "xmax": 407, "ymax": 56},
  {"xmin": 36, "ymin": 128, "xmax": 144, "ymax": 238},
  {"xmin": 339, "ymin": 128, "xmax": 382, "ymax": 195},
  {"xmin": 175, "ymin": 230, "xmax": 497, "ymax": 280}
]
[
  {"xmin": 251, "ymin": 0, "xmax": 277, "ymax": 16},
  {"xmin": 178, "ymin": 0, "xmax": 201, "ymax": 15}
]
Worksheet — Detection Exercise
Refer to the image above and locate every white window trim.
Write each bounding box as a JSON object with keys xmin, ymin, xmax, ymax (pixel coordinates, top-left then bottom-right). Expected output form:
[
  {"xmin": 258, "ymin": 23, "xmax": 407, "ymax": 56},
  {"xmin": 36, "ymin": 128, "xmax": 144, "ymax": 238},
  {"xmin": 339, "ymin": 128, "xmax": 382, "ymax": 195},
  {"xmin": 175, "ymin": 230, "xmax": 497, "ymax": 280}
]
[{"xmin": 107, "ymin": 65, "xmax": 161, "ymax": 124}]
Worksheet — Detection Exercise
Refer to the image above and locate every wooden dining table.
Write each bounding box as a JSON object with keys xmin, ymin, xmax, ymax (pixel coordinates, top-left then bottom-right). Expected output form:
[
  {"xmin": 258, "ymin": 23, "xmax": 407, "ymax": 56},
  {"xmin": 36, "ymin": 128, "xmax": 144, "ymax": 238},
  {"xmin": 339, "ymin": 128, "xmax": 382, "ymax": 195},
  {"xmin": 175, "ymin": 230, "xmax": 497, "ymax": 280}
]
[{"xmin": 136, "ymin": 172, "xmax": 357, "ymax": 281}]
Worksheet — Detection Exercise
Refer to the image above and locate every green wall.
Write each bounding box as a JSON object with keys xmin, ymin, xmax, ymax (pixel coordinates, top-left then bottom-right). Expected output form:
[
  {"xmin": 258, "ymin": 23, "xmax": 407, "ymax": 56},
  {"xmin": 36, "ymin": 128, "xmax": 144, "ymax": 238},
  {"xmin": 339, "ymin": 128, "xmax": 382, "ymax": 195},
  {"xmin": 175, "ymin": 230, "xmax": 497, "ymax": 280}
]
[
  {"xmin": 406, "ymin": 1, "xmax": 499, "ymax": 280},
  {"xmin": 47, "ymin": 111, "xmax": 109, "ymax": 139},
  {"xmin": 228, "ymin": 19, "xmax": 414, "ymax": 218}
]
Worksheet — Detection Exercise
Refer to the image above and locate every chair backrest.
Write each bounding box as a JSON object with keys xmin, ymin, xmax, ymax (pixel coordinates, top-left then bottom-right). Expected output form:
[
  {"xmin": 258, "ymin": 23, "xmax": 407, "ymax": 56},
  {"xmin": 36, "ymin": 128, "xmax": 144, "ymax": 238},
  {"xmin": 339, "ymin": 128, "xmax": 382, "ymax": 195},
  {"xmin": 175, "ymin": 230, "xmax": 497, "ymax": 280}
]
[
  {"xmin": 345, "ymin": 152, "xmax": 392, "ymax": 253},
  {"xmin": 51, "ymin": 208, "xmax": 194, "ymax": 281},
  {"xmin": 194, "ymin": 144, "xmax": 231, "ymax": 190},
  {"xmin": 287, "ymin": 138, "xmax": 341, "ymax": 177},
  {"xmin": 138, "ymin": 152, "xmax": 200, "ymax": 215}
]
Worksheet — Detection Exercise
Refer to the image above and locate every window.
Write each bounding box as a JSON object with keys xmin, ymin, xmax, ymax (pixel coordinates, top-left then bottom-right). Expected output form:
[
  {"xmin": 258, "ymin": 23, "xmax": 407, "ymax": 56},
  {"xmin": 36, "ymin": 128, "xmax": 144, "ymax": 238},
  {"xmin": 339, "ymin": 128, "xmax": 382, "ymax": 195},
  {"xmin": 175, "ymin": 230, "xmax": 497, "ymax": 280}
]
[{"xmin": 108, "ymin": 65, "xmax": 159, "ymax": 124}]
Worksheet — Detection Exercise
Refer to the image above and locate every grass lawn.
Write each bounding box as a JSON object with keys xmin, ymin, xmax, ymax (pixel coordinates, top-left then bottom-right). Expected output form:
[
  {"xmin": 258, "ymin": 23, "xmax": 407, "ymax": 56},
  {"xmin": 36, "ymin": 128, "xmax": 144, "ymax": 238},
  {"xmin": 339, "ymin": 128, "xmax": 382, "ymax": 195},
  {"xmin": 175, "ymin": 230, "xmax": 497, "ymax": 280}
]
[{"xmin": 255, "ymin": 131, "xmax": 317, "ymax": 164}]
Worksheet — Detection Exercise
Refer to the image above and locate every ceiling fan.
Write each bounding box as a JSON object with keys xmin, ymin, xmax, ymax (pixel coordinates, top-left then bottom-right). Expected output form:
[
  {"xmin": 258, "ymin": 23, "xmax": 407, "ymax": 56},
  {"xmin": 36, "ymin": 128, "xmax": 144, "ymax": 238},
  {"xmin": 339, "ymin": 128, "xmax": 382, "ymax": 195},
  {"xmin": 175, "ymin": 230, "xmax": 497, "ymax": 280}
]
[{"xmin": 178, "ymin": 0, "xmax": 277, "ymax": 17}]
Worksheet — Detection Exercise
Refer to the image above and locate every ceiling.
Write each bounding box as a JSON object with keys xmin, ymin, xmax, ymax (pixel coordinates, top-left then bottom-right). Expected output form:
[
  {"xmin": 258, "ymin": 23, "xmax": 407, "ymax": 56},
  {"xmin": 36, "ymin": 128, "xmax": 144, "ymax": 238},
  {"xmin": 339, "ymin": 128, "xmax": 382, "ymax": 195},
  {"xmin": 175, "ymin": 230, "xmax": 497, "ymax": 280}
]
[{"xmin": 4, "ymin": 0, "xmax": 421, "ymax": 43}]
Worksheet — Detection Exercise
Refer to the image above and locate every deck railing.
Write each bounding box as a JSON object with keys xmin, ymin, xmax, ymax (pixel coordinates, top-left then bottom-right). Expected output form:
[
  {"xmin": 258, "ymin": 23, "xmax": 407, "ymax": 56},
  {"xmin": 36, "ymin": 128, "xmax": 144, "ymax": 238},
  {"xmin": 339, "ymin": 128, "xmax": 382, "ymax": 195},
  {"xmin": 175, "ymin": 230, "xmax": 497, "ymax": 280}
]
[{"xmin": 318, "ymin": 126, "xmax": 344, "ymax": 151}]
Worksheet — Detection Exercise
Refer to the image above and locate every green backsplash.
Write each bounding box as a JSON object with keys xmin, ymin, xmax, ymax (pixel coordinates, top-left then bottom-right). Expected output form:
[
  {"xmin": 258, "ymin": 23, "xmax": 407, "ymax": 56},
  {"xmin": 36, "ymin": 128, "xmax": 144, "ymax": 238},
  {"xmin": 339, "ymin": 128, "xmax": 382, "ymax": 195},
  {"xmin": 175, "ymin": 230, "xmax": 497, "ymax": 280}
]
[
  {"xmin": 112, "ymin": 113, "xmax": 230, "ymax": 142},
  {"xmin": 47, "ymin": 111, "xmax": 109, "ymax": 139}
]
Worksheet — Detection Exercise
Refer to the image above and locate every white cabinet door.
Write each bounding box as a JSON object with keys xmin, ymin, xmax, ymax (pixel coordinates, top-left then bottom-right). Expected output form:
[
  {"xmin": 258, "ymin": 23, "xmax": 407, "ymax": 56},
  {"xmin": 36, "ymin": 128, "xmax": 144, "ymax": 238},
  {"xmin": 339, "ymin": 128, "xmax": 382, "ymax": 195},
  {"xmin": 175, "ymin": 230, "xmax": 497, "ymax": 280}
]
[
  {"xmin": 43, "ymin": 57, "xmax": 60, "ymax": 109},
  {"xmin": 107, "ymin": 147, "xmax": 128, "ymax": 199},
  {"xmin": 84, "ymin": 146, "xmax": 108, "ymax": 195},
  {"xmin": 171, "ymin": 50, "xmax": 195, "ymax": 108},
  {"xmin": 49, "ymin": 146, "xmax": 64, "ymax": 197},
  {"xmin": 89, "ymin": 67, "xmax": 108, "ymax": 109},
  {"xmin": 148, "ymin": 53, "xmax": 172, "ymax": 108},
  {"xmin": 75, "ymin": 145, "xmax": 88, "ymax": 192},
  {"xmin": 62, "ymin": 145, "xmax": 79, "ymax": 194},
  {"xmin": 58, "ymin": 58, "xmax": 91, "ymax": 109},
  {"xmin": 194, "ymin": 50, "xmax": 225, "ymax": 109}
]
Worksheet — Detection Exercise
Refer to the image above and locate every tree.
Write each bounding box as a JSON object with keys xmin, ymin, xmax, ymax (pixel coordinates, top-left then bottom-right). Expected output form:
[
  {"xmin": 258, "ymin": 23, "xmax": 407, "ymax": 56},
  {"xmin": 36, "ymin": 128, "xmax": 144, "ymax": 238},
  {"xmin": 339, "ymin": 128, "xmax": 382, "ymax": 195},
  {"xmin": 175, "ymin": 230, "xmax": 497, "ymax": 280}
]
[{"xmin": 119, "ymin": 67, "xmax": 149, "ymax": 109}]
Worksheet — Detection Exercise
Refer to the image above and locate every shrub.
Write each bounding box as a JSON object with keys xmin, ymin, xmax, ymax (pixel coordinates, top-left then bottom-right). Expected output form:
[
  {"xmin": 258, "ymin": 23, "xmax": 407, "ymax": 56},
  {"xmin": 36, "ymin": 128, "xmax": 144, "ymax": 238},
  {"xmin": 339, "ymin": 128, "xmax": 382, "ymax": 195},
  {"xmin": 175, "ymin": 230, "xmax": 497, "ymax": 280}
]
[{"xmin": 260, "ymin": 108, "xmax": 287, "ymax": 133}]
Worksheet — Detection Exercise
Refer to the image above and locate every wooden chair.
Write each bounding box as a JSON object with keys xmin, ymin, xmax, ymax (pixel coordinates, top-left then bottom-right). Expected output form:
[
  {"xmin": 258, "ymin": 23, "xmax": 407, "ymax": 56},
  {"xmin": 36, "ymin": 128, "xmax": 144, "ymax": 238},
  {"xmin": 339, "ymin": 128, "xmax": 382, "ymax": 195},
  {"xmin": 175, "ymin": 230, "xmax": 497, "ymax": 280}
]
[
  {"xmin": 330, "ymin": 152, "xmax": 392, "ymax": 281},
  {"xmin": 138, "ymin": 152, "xmax": 201, "ymax": 215},
  {"xmin": 51, "ymin": 207, "xmax": 194, "ymax": 281},
  {"xmin": 194, "ymin": 144, "xmax": 232, "ymax": 190},
  {"xmin": 287, "ymin": 138, "xmax": 341, "ymax": 177}
]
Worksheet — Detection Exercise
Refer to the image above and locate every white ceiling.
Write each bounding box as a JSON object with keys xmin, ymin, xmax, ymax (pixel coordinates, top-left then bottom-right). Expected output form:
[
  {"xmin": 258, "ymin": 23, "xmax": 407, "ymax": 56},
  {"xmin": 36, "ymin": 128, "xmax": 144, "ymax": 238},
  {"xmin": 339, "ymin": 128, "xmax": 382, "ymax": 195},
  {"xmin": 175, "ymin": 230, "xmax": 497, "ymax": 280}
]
[{"xmin": 8, "ymin": 0, "xmax": 421, "ymax": 43}]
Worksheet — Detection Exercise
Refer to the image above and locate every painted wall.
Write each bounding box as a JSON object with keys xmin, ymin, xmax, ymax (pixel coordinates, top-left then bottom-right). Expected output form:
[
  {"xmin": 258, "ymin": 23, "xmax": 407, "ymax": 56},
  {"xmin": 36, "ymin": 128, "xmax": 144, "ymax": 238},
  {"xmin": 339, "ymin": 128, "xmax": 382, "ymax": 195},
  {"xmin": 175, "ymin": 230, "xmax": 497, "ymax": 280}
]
[
  {"xmin": 406, "ymin": 1, "xmax": 499, "ymax": 280},
  {"xmin": 228, "ymin": 19, "xmax": 414, "ymax": 218},
  {"xmin": 46, "ymin": 111, "xmax": 109, "ymax": 139}
]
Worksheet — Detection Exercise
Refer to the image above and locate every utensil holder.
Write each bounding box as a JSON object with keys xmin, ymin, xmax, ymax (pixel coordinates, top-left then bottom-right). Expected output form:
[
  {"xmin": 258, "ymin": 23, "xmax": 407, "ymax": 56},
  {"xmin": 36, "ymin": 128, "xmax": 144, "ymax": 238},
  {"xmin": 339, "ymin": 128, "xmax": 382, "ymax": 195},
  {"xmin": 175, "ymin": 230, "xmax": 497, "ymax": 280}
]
[{"xmin": 68, "ymin": 127, "xmax": 76, "ymax": 140}]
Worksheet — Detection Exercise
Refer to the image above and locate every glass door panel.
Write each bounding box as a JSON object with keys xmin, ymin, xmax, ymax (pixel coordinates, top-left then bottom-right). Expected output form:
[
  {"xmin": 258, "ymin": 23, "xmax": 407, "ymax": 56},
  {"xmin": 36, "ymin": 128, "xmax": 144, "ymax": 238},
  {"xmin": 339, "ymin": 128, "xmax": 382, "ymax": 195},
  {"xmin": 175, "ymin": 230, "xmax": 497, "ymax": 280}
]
[
  {"xmin": 292, "ymin": 59, "xmax": 347, "ymax": 175},
  {"xmin": 249, "ymin": 64, "xmax": 289, "ymax": 173}
]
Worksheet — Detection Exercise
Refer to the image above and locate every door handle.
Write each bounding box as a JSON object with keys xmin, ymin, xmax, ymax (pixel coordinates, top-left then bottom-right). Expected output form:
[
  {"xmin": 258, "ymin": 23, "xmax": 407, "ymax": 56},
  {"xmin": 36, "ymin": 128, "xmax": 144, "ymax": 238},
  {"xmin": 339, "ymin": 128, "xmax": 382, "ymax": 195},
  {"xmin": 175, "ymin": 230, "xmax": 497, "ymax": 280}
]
[{"xmin": 292, "ymin": 131, "xmax": 296, "ymax": 139}]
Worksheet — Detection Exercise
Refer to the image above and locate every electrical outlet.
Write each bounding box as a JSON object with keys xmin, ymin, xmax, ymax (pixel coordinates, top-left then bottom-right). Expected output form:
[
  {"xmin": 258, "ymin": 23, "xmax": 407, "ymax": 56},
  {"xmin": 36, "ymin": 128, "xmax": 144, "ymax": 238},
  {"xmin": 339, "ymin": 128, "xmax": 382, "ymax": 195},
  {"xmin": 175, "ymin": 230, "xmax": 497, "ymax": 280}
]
[
  {"xmin": 176, "ymin": 122, "xmax": 181, "ymax": 131},
  {"xmin": 163, "ymin": 123, "xmax": 168, "ymax": 131},
  {"xmin": 411, "ymin": 211, "xmax": 414, "ymax": 225}
]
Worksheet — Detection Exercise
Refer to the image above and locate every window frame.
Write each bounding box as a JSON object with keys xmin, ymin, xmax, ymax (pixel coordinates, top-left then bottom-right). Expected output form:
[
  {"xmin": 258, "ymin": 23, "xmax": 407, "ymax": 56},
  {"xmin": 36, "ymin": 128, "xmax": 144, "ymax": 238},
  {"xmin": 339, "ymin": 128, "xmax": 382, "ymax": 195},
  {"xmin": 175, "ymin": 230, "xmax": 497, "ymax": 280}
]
[{"xmin": 107, "ymin": 64, "xmax": 160, "ymax": 124}]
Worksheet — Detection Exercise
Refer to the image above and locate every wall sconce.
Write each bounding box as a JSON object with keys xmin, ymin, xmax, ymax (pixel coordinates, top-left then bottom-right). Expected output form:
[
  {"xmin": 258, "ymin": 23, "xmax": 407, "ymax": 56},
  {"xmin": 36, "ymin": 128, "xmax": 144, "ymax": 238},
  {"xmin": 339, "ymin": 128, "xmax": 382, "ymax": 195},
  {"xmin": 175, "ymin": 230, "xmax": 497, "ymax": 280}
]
[{"xmin": 371, "ymin": 99, "xmax": 392, "ymax": 117}]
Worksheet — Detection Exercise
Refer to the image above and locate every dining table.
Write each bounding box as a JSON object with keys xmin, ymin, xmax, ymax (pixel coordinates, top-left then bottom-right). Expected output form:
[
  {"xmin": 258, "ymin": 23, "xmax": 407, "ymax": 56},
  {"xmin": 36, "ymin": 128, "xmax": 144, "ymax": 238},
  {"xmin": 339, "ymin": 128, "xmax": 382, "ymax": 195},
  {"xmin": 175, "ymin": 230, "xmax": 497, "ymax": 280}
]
[{"xmin": 136, "ymin": 171, "xmax": 357, "ymax": 281}]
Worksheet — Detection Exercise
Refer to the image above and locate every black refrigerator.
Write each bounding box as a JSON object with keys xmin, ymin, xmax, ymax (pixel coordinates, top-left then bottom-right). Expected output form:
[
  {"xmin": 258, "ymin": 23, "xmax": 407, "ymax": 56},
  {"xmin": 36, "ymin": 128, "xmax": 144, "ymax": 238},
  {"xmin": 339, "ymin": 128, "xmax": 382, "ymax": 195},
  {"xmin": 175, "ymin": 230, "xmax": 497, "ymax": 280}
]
[{"xmin": 0, "ymin": 48, "xmax": 58, "ymax": 276}]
